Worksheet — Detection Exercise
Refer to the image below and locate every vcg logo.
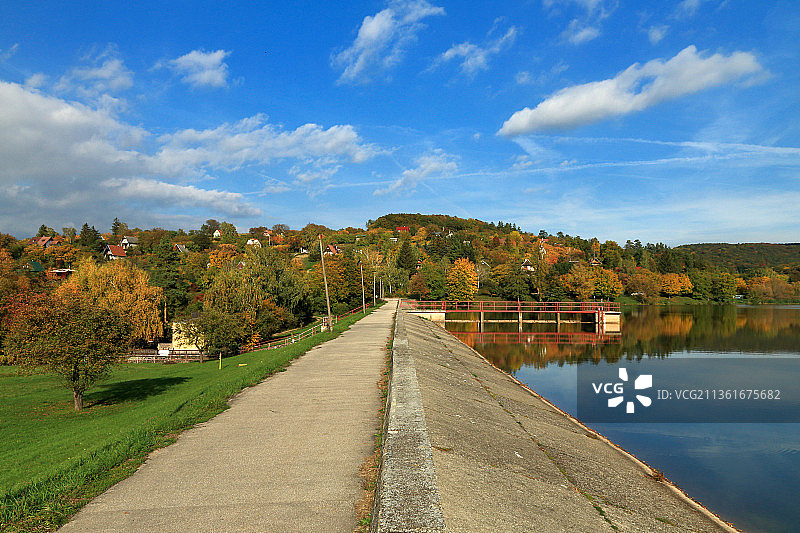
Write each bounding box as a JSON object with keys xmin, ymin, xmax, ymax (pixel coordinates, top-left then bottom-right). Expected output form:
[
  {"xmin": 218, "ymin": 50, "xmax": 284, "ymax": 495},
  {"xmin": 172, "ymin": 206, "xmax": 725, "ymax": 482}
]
[{"xmin": 592, "ymin": 368, "xmax": 653, "ymax": 414}]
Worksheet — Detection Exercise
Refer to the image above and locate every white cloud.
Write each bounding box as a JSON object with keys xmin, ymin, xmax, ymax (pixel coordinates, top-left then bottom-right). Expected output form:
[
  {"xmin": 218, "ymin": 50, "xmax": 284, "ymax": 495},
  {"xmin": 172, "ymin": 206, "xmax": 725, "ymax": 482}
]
[
  {"xmin": 543, "ymin": 0, "xmax": 603, "ymax": 13},
  {"xmin": 332, "ymin": 0, "xmax": 445, "ymax": 84},
  {"xmin": 675, "ymin": 0, "xmax": 703, "ymax": 18},
  {"xmin": 0, "ymin": 80, "xmax": 376, "ymax": 235},
  {"xmin": 516, "ymin": 62, "xmax": 569, "ymax": 86},
  {"xmin": 53, "ymin": 47, "xmax": 134, "ymax": 101},
  {"xmin": 70, "ymin": 57, "xmax": 133, "ymax": 92},
  {"xmin": 499, "ymin": 46, "xmax": 763, "ymax": 136},
  {"xmin": 647, "ymin": 25, "xmax": 669, "ymax": 44},
  {"xmin": 561, "ymin": 19, "xmax": 600, "ymax": 44},
  {"xmin": 374, "ymin": 149, "xmax": 457, "ymax": 195},
  {"xmin": 0, "ymin": 81, "xmax": 148, "ymax": 182},
  {"xmin": 544, "ymin": 0, "xmax": 612, "ymax": 45},
  {"xmin": 155, "ymin": 115, "xmax": 375, "ymax": 175},
  {"xmin": 103, "ymin": 178, "xmax": 260, "ymax": 216},
  {"xmin": 24, "ymin": 73, "xmax": 47, "ymax": 88},
  {"xmin": 259, "ymin": 178, "xmax": 292, "ymax": 194},
  {"xmin": 433, "ymin": 26, "xmax": 517, "ymax": 75},
  {"xmin": 512, "ymin": 154, "xmax": 533, "ymax": 170},
  {"xmin": 0, "ymin": 43, "xmax": 19, "ymax": 61},
  {"xmin": 166, "ymin": 49, "xmax": 231, "ymax": 88}
]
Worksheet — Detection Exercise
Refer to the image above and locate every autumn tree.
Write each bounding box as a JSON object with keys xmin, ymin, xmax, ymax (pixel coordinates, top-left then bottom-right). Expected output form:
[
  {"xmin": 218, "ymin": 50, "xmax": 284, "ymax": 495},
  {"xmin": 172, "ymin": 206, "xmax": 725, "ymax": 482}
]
[
  {"xmin": 593, "ymin": 269, "xmax": 624, "ymax": 300},
  {"xmin": 208, "ymin": 244, "xmax": 240, "ymax": 268},
  {"xmin": 5, "ymin": 292, "xmax": 131, "ymax": 410},
  {"xmin": 661, "ymin": 273, "xmax": 693, "ymax": 297},
  {"xmin": 560, "ymin": 263, "xmax": 596, "ymax": 300},
  {"xmin": 625, "ymin": 268, "xmax": 662, "ymax": 302},
  {"xmin": 55, "ymin": 258, "xmax": 163, "ymax": 344},
  {"xmin": 446, "ymin": 258, "xmax": 477, "ymax": 300},
  {"xmin": 408, "ymin": 272, "xmax": 429, "ymax": 299}
]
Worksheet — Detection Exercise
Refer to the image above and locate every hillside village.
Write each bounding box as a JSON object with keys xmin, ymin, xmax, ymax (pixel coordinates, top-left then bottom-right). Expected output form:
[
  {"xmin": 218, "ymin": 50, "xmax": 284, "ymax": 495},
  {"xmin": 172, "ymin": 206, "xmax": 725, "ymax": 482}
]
[{"xmin": 2, "ymin": 213, "xmax": 800, "ymax": 360}]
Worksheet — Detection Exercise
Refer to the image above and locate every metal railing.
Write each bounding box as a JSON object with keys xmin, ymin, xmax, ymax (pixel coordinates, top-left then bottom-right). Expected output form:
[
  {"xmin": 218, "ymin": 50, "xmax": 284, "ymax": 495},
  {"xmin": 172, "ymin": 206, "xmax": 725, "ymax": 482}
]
[
  {"xmin": 239, "ymin": 302, "xmax": 375, "ymax": 354},
  {"xmin": 399, "ymin": 300, "xmax": 620, "ymax": 313}
]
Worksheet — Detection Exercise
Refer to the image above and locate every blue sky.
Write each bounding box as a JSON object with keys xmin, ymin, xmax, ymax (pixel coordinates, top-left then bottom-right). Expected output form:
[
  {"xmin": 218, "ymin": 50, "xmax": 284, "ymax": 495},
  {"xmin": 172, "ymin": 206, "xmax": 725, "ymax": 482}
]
[{"xmin": 1, "ymin": 0, "xmax": 798, "ymax": 244}]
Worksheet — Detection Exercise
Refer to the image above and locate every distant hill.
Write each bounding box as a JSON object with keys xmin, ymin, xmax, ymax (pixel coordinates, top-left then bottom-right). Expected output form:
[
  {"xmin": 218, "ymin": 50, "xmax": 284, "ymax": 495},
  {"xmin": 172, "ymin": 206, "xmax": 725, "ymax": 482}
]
[
  {"xmin": 368, "ymin": 213, "xmax": 502, "ymax": 233},
  {"xmin": 676, "ymin": 243, "xmax": 800, "ymax": 270}
]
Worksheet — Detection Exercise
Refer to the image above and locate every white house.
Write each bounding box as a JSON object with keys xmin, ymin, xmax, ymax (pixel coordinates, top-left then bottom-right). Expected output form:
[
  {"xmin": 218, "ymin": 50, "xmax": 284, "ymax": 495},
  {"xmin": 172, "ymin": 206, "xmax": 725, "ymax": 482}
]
[{"xmin": 120, "ymin": 236, "xmax": 139, "ymax": 250}]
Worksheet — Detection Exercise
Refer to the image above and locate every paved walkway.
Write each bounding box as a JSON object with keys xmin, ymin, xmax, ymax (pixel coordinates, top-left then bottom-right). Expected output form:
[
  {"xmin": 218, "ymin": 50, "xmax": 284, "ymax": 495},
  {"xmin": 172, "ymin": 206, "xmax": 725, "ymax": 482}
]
[{"xmin": 60, "ymin": 302, "xmax": 396, "ymax": 533}]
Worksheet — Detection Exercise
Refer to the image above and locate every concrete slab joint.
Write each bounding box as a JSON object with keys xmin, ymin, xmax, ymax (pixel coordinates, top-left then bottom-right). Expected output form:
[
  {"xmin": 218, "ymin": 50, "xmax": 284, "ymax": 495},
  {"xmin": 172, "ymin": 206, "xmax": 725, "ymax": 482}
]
[{"xmin": 372, "ymin": 310, "xmax": 447, "ymax": 533}]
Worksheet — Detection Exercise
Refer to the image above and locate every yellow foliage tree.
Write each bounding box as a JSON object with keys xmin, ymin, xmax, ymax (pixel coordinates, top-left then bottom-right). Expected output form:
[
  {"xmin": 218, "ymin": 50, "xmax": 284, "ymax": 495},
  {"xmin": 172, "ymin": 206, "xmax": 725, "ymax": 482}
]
[
  {"xmin": 593, "ymin": 268, "xmax": 623, "ymax": 300},
  {"xmin": 55, "ymin": 258, "xmax": 164, "ymax": 343},
  {"xmin": 446, "ymin": 258, "xmax": 477, "ymax": 300},
  {"xmin": 661, "ymin": 273, "xmax": 693, "ymax": 297}
]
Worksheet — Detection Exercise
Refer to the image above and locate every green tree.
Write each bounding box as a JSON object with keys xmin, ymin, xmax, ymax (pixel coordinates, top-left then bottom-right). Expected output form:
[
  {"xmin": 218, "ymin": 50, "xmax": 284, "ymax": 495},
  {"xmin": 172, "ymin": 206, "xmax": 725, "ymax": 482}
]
[
  {"xmin": 79, "ymin": 223, "xmax": 103, "ymax": 255},
  {"xmin": 192, "ymin": 231, "xmax": 211, "ymax": 251},
  {"xmin": 5, "ymin": 292, "xmax": 131, "ymax": 410},
  {"xmin": 184, "ymin": 308, "xmax": 247, "ymax": 357},
  {"xmin": 36, "ymin": 225, "xmax": 56, "ymax": 238},
  {"xmin": 396, "ymin": 239, "xmax": 416, "ymax": 272},
  {"xmin": 111, "ymin": 217, "xmax": 128, "ymax": 236},
  {"xmin": 711, "ymin": 272, "xmax": 737, "ymax": 301},
  {"xmin": 420, "ymin": 261, "xmax": 447, "ymax": 300},
  {"xmin": 219, "ymin": 221, "xmax": 238, "ymax": 244},
  {"xmin": 491, "ymin": 264, "xmax": 529, "ymax": 300}
]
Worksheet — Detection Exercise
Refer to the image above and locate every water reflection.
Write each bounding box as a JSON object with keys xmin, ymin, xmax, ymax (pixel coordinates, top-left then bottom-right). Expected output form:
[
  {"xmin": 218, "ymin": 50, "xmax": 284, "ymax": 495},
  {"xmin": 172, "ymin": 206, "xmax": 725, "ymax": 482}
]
[
  {"xmin": 449, "ymin": 305, "xmax": 800, "ymax": 372},
  {"xmin": 446, "ymin": 305, "xmax": 800, "ymax": 533}
]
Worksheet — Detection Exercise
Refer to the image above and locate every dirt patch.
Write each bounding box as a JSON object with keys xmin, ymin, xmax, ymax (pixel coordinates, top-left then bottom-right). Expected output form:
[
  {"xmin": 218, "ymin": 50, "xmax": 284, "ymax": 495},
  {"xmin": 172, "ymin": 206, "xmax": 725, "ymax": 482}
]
[{"xmin": 352, "ymin": 322, "xmax": 392, "ymax": 532}]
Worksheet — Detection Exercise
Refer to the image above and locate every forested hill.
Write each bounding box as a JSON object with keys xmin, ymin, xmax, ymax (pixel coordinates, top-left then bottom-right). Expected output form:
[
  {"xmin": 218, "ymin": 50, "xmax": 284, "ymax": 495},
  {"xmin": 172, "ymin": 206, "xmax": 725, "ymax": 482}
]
[
  {"xmin": 675, "ymin": 243, "xmax": 800, "ymax": 270},
  {"xmin": 368, "ymin": 213, "xmax": 517, "ymax": 233}
]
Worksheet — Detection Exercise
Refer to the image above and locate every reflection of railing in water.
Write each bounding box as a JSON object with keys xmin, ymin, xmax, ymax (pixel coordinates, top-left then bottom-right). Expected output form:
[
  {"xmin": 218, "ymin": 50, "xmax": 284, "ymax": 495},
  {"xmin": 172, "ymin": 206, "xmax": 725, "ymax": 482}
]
[
  {"xmin": 451, "ymin": 331, "xmax": 621, "ymax": 346},
  {"xmin": 401, "ymin": 299, "xmax": 621, "ymax": 333}
]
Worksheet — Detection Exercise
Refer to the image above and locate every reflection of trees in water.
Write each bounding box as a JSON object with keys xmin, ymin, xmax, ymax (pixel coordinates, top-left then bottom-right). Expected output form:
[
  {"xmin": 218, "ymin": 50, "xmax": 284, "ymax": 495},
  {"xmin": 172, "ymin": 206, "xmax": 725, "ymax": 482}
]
[{"xmin": 451, "ymin": 305, "xmax": 800, "ymax": 371}]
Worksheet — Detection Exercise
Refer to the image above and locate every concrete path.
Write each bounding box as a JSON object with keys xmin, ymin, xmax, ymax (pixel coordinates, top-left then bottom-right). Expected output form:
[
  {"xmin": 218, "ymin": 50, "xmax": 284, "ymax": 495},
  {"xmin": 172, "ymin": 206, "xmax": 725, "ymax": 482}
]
[{"xmin": 60, "ymin": 302, "xmax": 396, "ymax": 533}]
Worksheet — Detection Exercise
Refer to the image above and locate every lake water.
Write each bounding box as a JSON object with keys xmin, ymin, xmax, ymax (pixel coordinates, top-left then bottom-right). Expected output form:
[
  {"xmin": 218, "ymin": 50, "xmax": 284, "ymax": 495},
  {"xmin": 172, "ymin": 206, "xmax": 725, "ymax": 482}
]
[{"xmin": 448, "ymin": 305, "xmax": 800, "ymax": 533}]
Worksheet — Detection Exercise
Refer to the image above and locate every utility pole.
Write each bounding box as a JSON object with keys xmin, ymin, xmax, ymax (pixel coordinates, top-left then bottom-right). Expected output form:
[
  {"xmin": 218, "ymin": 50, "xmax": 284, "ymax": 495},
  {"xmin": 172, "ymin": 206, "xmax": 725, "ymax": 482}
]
[
  {"xmin": 319, "ymin": 235, "xmax": 333, "ymax": 330},
  {"xmin": 373, "ymin": 271, "xmax": 377, "ymax": 306},
  {"xmin": 358, "ymin": 260, "xmax": 366, "ymax": 314}
]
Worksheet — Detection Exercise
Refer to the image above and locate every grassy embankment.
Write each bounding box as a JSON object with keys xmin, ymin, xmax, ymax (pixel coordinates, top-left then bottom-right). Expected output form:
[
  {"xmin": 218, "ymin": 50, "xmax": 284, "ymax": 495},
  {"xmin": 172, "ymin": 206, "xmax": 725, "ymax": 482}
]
[{"xmin": 0, "ymin": 305, "xmax": 381, "ymax": 532}]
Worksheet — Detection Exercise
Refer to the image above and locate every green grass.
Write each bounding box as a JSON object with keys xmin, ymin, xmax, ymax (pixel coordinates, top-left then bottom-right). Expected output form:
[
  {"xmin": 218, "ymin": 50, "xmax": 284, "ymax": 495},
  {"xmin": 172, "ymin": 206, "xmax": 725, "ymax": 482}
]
[{"xmin": 0, "ymin": 306, "xmax": 381, "ymax": 532}]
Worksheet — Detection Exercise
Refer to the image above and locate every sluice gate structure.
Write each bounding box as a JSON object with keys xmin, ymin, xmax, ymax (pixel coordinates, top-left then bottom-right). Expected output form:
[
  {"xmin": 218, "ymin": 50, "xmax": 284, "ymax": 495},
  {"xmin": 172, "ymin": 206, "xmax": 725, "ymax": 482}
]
[{"xmin": 399, "ymin": 299, "xmax": 621, "ymax": 334}]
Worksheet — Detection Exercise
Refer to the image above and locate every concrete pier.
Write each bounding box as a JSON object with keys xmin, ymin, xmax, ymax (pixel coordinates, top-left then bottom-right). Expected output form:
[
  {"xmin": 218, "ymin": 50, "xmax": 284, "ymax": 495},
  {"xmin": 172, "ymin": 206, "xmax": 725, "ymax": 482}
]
[{"xmin": 373, "ymin": 312, "xmax": 736, "ymax": 532}]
